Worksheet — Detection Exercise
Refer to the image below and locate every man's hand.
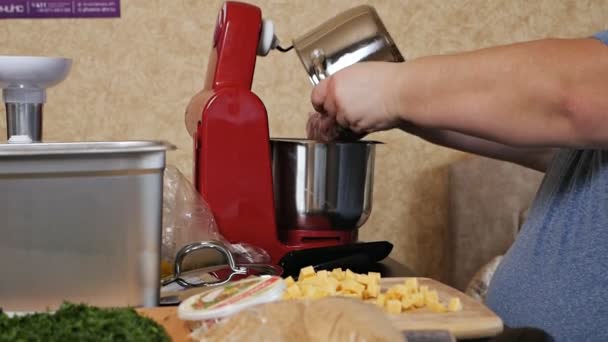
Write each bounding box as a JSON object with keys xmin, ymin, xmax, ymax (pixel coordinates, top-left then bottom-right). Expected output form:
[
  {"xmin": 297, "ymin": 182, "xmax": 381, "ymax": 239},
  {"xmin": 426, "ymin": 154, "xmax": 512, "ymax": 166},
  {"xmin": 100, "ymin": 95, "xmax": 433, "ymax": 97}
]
[
  {"xmin": 306, "ymin": 112, "xmax": 339, "ymax": 142},
  {"xmin": 306, "ymin": 112, "xmax": 367, "ymax": 142},
  {"xmin": 310, "ymin": 62, "xmax": 404, "ymax": 136}
]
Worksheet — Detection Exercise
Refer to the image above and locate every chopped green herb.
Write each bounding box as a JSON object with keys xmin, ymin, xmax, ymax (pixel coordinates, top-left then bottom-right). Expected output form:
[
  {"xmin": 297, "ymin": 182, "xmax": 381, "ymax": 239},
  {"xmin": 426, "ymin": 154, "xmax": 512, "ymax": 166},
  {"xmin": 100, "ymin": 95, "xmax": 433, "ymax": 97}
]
[{"xmin": 0, "ymin": 302, "xmax": 170, "ymax": 342}]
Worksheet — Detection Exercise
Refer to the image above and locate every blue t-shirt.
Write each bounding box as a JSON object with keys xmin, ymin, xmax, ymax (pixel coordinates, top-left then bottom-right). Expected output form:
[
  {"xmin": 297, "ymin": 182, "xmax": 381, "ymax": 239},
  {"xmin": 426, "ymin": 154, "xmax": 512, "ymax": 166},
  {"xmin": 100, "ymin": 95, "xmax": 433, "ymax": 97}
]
[{"xmin": 485, "ymin": 31, "xmax": 608, "ymax": 342}]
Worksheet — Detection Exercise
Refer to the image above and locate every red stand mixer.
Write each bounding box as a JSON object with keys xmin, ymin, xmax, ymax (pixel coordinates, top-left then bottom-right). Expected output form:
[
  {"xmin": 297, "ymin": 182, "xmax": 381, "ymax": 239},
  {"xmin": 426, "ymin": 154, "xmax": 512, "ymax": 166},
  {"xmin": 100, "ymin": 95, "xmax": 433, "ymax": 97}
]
[{"xmin": 186, "ymin": 1, "xmax": 403, "ymax": 270}]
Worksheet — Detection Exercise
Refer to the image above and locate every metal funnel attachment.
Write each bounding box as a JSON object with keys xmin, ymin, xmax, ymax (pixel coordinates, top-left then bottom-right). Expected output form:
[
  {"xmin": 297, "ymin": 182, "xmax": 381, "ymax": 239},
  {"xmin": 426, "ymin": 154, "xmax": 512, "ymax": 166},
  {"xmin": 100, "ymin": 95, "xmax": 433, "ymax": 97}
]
[{"xmin": 0, "ymin": 56, "xmax": 72, "ymax": 143}]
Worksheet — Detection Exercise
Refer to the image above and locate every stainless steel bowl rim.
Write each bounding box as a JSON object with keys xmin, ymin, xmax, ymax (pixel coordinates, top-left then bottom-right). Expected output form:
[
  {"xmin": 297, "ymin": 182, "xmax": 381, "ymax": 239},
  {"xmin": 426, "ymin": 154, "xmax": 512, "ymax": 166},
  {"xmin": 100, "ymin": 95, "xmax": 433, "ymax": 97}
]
[{"xmin": 270, "ymin": 138, "xmax": 384, "ymax": 146}]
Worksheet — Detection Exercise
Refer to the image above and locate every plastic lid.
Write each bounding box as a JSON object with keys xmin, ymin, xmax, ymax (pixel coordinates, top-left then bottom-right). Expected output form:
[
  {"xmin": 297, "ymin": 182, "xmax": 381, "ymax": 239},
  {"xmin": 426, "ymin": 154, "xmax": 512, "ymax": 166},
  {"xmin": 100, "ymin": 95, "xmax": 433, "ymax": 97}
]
[{"xmin": 177, "ymin": 275, "xmax": 285, "ymax": 321}]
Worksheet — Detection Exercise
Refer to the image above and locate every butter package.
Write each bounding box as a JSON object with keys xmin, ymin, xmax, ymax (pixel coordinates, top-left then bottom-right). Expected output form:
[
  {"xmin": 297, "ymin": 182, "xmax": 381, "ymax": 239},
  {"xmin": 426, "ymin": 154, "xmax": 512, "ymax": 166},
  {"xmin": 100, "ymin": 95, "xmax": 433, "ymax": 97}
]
[{"xmin": 177, "ymin": 275, "xmax": 285, "ymax": 322}]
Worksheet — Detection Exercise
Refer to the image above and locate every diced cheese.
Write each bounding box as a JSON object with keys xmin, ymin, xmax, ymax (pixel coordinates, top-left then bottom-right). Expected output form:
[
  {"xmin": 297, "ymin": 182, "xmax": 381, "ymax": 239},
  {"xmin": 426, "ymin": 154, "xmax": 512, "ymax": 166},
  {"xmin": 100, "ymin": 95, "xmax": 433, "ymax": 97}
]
[
  {"xmin": 316, "ymin": 270, "xmax": 329, "ymax": 280},
  {"xmin": 355, "ymin": 274, "xmax": 372, "ymax": 286},
  {"xmin": 427, "ymin": 301, "xmax": 447, "ymax": 313},
  {"xmin": 287, "ymin": 284, "xmax": 302, "ymax": 298},
  {"xmin": 404, "ymin": 278, "xmax": 419, "ymax": 292},
  {"xmin": 284, "ymin": 276, "xmax": 295, "ymax": 287},
  {"xmin": 365, "ymin": 282, "xmax": 380, "ymax": 299},
  {"xmin": 448, "ymin": 297, "xmax": 463, "ymax": 312},
  {"xmin": 332, "ymin": 268, "xmax": 345, "ymax": 281},
  {"xmin": 284, "ymin": 266, "xmax": 463, "ymax": 315},
  {"xmin": 412, "ymin": 293, "xmax": 425, "ymax": 308},
  {"xmin": 368, "ymin": 272, "xmax": 381, "ymax": 282},
  {"xmin": 424, "ymin": 290, "xmax": 439, "ymax": 305},
  {"xmin": 401, "ymin": 297, "xmax": 414, "ymax": 310},
  {"xmin": 386, "ymin": 299, "xmax": 402, "ymax": 314},
  {"xmin": 299, "ymin": 266, "xmax": 316, "ymax": 279},
  {"xmin": 376, "ymin": 294, "xmax": 386, "ymax": 307},
  {"xmin": 341, "ymin": 279, "xmax": 365, "ymax": 295}
]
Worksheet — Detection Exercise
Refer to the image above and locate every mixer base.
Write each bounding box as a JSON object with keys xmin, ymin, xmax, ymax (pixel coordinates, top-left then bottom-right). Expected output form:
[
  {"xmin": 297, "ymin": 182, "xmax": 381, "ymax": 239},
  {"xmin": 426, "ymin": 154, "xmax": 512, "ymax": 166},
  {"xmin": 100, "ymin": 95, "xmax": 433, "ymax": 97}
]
[{"xmin": 280, "ymin": 229, "xmax": 358, "ymax": 246}]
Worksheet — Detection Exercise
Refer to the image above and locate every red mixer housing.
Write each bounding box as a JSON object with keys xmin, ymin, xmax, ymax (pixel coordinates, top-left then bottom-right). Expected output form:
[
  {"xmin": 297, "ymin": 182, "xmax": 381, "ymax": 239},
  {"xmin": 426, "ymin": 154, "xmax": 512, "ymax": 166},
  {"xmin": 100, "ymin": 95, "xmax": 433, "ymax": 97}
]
[{"xmin": 190, "ymin": 1, "xmax": 356, "ymax": 264}]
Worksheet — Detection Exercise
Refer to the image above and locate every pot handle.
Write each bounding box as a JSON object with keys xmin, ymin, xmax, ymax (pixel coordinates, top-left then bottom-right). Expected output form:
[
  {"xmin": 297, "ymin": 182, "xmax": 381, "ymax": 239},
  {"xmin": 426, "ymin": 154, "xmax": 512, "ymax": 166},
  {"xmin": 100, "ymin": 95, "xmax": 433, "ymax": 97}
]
[{"xmin": 161, "ymin": 240, "xmax": 248, "ymax": 288}]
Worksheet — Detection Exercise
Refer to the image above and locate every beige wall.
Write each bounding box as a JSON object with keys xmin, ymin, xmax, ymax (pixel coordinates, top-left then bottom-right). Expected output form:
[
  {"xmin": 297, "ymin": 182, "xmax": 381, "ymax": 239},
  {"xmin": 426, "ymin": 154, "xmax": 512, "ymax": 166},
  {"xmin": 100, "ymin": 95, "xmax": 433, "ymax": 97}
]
[{"xmin": 1, "ymin": 0, "xmax": 606, "ymax": 278}]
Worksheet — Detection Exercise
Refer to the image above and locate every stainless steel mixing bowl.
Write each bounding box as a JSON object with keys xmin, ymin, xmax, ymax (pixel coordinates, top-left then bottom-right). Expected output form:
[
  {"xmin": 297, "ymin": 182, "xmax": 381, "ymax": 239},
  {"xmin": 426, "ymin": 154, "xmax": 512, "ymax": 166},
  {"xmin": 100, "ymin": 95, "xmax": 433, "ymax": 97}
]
[{"xmin": 270, "ymin": 138, "xmax": 379, "ymax": 231}]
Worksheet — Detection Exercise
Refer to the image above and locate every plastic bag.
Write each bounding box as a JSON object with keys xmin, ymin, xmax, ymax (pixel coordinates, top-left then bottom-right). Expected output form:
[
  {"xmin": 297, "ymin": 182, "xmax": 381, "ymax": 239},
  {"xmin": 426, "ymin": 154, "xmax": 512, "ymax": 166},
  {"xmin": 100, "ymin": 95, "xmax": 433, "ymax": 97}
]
[
  {"xmin": 190, "ymin": 297, "xmax": 405, "ymax": 342},
  {"xmin": 161, "ymin": 165, "xmax": 270, "ymax": 278}
]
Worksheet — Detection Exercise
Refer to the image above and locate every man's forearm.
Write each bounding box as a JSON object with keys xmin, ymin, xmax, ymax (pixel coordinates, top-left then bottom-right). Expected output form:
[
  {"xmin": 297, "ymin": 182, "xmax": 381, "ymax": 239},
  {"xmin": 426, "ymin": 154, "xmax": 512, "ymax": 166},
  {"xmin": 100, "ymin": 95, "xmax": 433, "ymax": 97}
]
[
  {"xmin": 394, "ymin": 37, "xmax": 608, "ymax": 148},
  {"xmin": 401, "ymin": 123, "xmax": 556, "ymax": 172}
]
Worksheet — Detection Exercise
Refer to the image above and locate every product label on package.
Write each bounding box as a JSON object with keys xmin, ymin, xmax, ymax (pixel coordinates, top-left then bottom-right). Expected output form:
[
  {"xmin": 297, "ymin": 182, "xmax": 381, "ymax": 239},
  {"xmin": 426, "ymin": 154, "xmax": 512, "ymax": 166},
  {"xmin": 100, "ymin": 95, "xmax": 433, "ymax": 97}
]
[
  {"xmin": 191, "ymin": 276, "xmax": 282, "ymax": 311},
  {"xmin": 0, "ymin": 0, "xmax": 120, "ymax": 19}
]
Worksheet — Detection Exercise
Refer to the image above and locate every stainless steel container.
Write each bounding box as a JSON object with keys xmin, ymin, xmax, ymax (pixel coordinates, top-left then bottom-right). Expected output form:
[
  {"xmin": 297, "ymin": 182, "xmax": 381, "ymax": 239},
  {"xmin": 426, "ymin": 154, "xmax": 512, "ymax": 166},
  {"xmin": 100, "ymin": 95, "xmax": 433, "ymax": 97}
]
[
  {"xmin": 0, "ymin": 141, "xmax": 173, "ymax": 312},
  {"xmin": 293, "ymin": 5, "xmax": 404, "ymax": 85},
  {"xmin": 270, "ymin": 139, "xmax": 378, "ymax": 231}
]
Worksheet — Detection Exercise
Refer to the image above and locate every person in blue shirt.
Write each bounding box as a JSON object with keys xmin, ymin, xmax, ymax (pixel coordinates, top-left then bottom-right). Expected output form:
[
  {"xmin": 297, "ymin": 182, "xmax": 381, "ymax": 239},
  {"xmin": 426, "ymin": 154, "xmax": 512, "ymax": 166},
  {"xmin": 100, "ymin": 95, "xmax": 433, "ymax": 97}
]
[{"xmin": 308, "ymin": 31, "xmax": 608, "ymax": 341}]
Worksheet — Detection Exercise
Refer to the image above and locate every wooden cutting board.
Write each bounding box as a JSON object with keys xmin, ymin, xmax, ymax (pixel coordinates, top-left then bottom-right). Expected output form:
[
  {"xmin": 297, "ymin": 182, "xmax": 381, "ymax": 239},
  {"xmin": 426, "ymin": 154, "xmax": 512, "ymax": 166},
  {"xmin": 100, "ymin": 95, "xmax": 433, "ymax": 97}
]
[
  {"xmin": 138, "ymin": 277, "xmax": 503, "ymax": 341},
  {"xmin": 383, "ymin": 277, "xmax": 503, "ymax": 339},
  {"xmin": 137, "ymin": 306, "xmax": 191, "ymax": 341}
]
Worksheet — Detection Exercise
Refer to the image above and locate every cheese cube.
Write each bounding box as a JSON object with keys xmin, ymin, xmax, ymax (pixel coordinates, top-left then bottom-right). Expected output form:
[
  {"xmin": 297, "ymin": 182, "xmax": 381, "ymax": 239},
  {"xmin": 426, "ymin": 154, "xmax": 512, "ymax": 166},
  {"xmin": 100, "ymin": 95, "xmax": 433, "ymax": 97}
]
[
  {"xmin": 341, "ymin": 279, "xmax": 365, "ymax": 295},
  {"xmin": 424, "ymin": 290, "xmax": 439, "ymax": 305},
  {"xmin": 385, "ymin": 289, "xmax": 401, "ymax": 300},
  {"xmin": 284, "ymin": 276, "xmax": 295, "ymax": 287},
  {"xmin": 326, "ymin": 276, "xmax": 339, "ymax": 289},
  {"xmin": 365, "ymin": 282, "xmax": 380, "ymax": 298},
  {"xmin": 331, "ymin": 268, "xmax": 345, "ymax": 280},
  {"xmin": 390, "ymin": 285, "xmax": 408, "ymax": 299},
  {"xmin": 299, "ymin": 276, "xmax": 317, "ymax": 286},
  {"xmin": 405, "ymin": 278, "xmax": 419, "ymax": 292},
  {"xmin": 345, "ymin": 269, "xmax": 356, "ymax": 280},
  {"xmin": 376, "ymin": 294, "xmax": 386, "ymax": 307},
  {"xmin": 401, "ymin": 297, "xmax": 415, "ymax": 311},
  {"xmin": 427, "ymin": 301, "xmax": 447, "ymax": 313},
  {"xmin": 299, "ymin": 266, "xmax": 316, "ymax": 279},
  {"xmin": 316, "ymin": 270, "xmax": 329, "ymax": 280},
  {"xmin": 448, "ymin": 297, "xmax": 463, "ymax": 312},
  {"xmin": 355, "ymin": 274, "xmax": 372, "ymax": 286},
  {"xmin": 386, "ymin": 299, "xmax": 402, "ymax": 314},
  {"xmin": 312, "ymin": 289, "xmax": 330, "ymax": 300},
  {"xmin": 323, "ymin": 284, "xmax": 338, "ymax": 296},
  {"xmin": 287, "ymin": 284, "xmax": 302, "ymax": 298},
  {"xmin": 301, "ymin": 285, "xmax": 317, "ymax": 298},
  {"xmin": 419, "ymin": 285, "xmax": 429, "ymax": 295},
  {"xmin": 412, "ymin": 293, "xmax": 425, "ymax": 308},
  {"xmin": 368, "ymin": 272, "xmax": 381, "ymax": 282}
]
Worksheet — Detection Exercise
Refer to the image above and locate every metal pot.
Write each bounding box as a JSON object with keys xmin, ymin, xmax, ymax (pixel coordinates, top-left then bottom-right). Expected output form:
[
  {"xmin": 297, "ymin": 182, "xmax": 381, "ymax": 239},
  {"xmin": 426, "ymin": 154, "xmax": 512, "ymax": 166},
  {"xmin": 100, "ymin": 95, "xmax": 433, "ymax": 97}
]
[
  {"xmin": 0, "ymin": 141, "xmax": 173, "ymax": 312},
  {"xmin": 292, "ymin": 5, "xmax": 404, "ymax": 85},
  {"xmin": 270, "ymin": 138, "xmax": 379, "ymax": 231}
]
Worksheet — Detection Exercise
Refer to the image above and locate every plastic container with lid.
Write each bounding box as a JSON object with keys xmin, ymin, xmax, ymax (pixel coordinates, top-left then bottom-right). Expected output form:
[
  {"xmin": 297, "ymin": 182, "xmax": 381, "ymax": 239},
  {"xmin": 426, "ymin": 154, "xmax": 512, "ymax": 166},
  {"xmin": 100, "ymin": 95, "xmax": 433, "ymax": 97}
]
[{"xmin": 177, "ymin": 275, "xmax": 285, "ymax": 322}]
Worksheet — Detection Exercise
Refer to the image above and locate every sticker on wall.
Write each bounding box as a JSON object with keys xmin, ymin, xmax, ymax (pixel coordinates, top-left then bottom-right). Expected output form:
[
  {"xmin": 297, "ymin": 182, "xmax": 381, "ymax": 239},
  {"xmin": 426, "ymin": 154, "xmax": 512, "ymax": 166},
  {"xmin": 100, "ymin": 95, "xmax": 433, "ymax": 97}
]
[{"xmin": 0, "ymin": 0, "xmax": 120, "ymax": 19}]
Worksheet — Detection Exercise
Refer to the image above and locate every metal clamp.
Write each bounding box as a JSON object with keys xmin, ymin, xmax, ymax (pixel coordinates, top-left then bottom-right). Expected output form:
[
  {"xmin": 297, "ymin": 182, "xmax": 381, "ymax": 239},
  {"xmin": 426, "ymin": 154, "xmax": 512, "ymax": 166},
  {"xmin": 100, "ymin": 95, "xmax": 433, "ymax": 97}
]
[
  {"xmin": 161, "ymin": 240, "xmax": 283, "ymax": 289},
  {"xmin": 161, "ymin": 240, "xmax": 248, "ymax": 288}
]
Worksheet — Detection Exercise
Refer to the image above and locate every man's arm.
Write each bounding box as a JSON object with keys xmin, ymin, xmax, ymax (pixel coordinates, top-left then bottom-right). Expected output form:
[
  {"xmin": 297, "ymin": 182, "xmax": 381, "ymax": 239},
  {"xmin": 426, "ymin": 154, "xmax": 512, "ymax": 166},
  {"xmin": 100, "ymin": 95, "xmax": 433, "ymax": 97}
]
[
  {"xmin": 400, "ymin": 123, "xmax": 557, "ymax": 172},
  {"xmin": 395, "ymin": 37, "xmax": 608, "ymax": 148}
]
